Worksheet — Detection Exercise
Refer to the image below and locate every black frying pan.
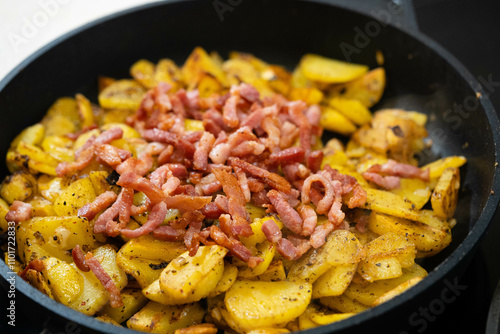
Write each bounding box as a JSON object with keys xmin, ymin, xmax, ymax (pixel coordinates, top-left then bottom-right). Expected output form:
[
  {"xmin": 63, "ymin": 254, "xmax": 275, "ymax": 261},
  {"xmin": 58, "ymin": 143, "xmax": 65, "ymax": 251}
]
[{"xmin": 0, "ymin": 0, "xmax": 499, "ymax": 333}]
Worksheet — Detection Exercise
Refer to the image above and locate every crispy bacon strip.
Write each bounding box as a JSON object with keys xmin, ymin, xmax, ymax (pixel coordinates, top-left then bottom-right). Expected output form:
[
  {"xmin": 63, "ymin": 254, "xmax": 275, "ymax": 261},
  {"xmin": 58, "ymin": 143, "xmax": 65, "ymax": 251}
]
[
  {"xmin": 117, "ymin": 172, "xmax": 165, "ymax": 204},
  {"xmin": 261, "ymin": 218, "xmax": 282, "ymax": 243},
  {"xmin": 6, "ymin": 201, "xmax": 32, "ymax": 223},
  {"xmin": 116, "ymin": 154, "xmax": 153, "ymax": 176},
  {"xmin": 78, "ymin": 191, "xmax": 117, "ymax": 221},
  {"xmin": 153, "ymin": 225, "xmax": 186, "ymax": 241},
  {"xmin": 367, "ymin": 159, "xmax": 430, "ymax": 181},
  {"xmin": 310, "ymin": 222, "xmax": 334, "ymax": 248},
  {"xmin": 120, "ymin": 202, "xmax": 168, "ymax": 238},
  {"xmin": 18, "ymin": 259, "xmax": 44, "ymax": 280},
  {"xmin": 362, "ymin": 172, "xmax": 401, "ymax": 190},
  {"xmin": 85, "ymin": 252, "xmax": 124, "ymax": 308},
  {"xmin": 301, "ymin": 173, "xmax": 334, "ymax": 215},
  {"xmin": 72, "ymin": 245, "xmax": 90, "ymax": 272},
  {"xmin": 212, "ymin": 168, "xmax": 252, "ymax": 237},
  {"xmin": 297, "ymin": 204, "xmax": 317, "ymax": 236},
  {"xmin": 229, "ymin": 157, "xmax": 291, "ymax": 193},
  {"xmin": 193, "ymin": 132, "xmax": 215, "ymax": 171},
  {"xmin": 209, "ymin": 225, "xmax": 262, "ymax": 267},
  {"xmin": 267, "ymin": 190, "xmax": 302, "ymax": 235},
  {"xmin": 269, "ymin": 147, "xmax": 305, "ymax": 165},
  {"xmin": 163, "ymin": 195, "xmax": 212, "ymax": 212}
]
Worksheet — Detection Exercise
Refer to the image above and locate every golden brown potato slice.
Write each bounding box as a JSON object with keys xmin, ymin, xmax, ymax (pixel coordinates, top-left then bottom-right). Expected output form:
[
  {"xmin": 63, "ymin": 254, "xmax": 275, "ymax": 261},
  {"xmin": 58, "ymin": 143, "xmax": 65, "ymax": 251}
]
[
  {"xmin": 98, "ymin": 79, "xmax": 146, "ymax": 110},
  {"xmin": 320, "ymin": 106, "xmax": 357, "ymax": 136},
  {"xmin": 224, "ymin": 280, "xmax": 312, "ymax": 332},
  {"xmin": 327, "ymin": 68, "xmax": 386, "ymax": 108},
  {"xmin": 299, "ymin": 54, "xmax": 368, "ymax": 84},
  {"xmin": 431, "ymin": 167, "xmax": 460, "ymax": 219},
  {"xmin": 127, "ymin": 301, "xmax": 205, "ymax": 333}
]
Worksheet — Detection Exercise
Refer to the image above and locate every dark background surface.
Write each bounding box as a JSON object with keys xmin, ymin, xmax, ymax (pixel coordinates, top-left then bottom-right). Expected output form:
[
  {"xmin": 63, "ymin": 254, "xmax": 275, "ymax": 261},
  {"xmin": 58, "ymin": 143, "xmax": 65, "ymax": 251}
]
[{"xmin": 1, "ymin": 0, "xmax": 500, "ymax": 333}]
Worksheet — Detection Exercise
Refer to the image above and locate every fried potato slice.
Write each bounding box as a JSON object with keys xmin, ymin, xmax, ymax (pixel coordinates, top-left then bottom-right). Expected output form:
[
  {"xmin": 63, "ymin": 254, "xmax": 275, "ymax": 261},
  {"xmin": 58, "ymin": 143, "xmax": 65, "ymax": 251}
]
[
  {"xmin": 127, "ymin": 301, "xmax": 205, "ymax": 333},
  {"xmin": 344, "ymin": 263, "xmax": 427, "ymax": 306},
  {"xmin": 98, "ymin": 79, "xmax": 146, "ymax": 110},
  {"xmin": 367, "ymin": 212, "xmax": 451, "ymax": 255},
  {"xmin": 327, "ymin": 68, "xmax": 386, "ymax": 107},
  {"xmin": 144, "ymin": 245, "xmax": 227, "ymax": 305},
  {"xmin": 328, "ymin": 97, "xmax": 372, "ymax": 126},
  {"xmin": 98, "ymin": 288, "xmax": 149, "ymax": 324},
  {"xmin": 312, "ymin": 263, "xmax": 357, "ymax": 298},
  {"xmin": 431, "ymin": 167, "xmax": 460, "ymax": 219},
  {"xmin": 320, "ymin": 106, "xmax": 357, "ymax": 136},
  {"xmin": 224, "ymin": 280, "xmax": 312, "ymax": 332},
  {"xmin": 357, "ymin": 232, "xmax": 416, "ymax": 282},
  {"xmin": 300, "ymin": 54, "xmax": 368, "ymax": 83}
]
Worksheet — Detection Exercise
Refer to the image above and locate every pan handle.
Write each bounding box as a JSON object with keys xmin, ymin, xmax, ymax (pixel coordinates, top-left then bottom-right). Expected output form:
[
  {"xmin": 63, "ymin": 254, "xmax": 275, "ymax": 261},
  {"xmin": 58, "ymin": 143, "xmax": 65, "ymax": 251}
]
[{"xmin": 326, "ymin": 0, "xmax": 419, "ymax": 32}]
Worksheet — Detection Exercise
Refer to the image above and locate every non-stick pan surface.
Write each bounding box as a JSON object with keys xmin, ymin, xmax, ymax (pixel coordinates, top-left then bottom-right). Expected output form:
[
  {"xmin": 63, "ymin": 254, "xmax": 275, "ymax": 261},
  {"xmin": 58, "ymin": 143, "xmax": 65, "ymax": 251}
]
[{"xmin": 0, "ymin": 1, "xmax": 499, "ymax": 333}]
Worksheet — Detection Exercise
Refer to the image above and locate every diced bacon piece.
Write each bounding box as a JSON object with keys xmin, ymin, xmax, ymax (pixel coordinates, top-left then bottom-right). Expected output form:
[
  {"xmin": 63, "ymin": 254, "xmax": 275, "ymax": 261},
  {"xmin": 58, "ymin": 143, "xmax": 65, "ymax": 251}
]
[
  {"xmin": 229, "ymin": 158, "xmax": 291, "ymax": 193},
  {"xmin": 85, "ymin": 252, "xmax": 124, "ymax": 308},
  {"xmin": 367, "ymin": 159, "xmax": 430, "ymax": 181},
  {"xmin": 261, "ymin": 116, "xmax": 281, "ymax": 151},
  {"xmin": 212, "ymin": 168, "xmax": 252, "ymax": 237},
  {"xmin": 78, "ymin": 191, "xmax": 118, "ymax": 221},
  {"xmin": 18, "ymin": 259, "xmax": 44, "ymax": 280},
  {"xmin": 95, "ymin": 144, "xmax": 130, "ymax": 168},
  {"xmin": 287, "ymin": 234, "xmax": 311, "ymax": 258},
  {"xmin": 231, "ymin": 141, "xmax": 266, "ymax": 157},
  {"xmin": 185, "ymin": 219, "xmax": 203, "ymax": 256},
  {"xmin": 287, "ymin": 100, "xmax": 312, "ymax": 157},
  {"xmin": 279, "ymin": 121, "xmax": 300, "ymax": 149},
  {"xmin": 72, "ymin": 245, "xmax": 90, "ymax": 272},
  {"xmin": 247, "ymin": 177, "xmax": 265, "ymax": 192},
  {"xmin": 301, "ymin": 173, "xmax": 334, "ymax": 215},
  {"xmin": 276, "ymin": 238, "xmax": 299, "ymax": 261},
  {"xmin": 297, "ymin": 204, "xmax": 317, "ymax": 236},
  {"xmin": 56, "ymin": 145, "xmax": 94, "ymax": 177},
  {"xmin": 201, "ymin": 202, "xmax": 225, "ymax": 219},
  {"xmin": 6, "ymin": 201, "xmax": 32, "ymax": 223},
  {"xmin": 158, "ymin": 145, "xmax": 174, "ymax": 165},
  {"xmin": 209, "ymin": 225, "xmax": 262, "ymax": 267},
  {"xmin": 267, "ymin": 190, "xmax": 302, "ymax": 235},
  {"xmin": 307, "ymin": 150, "xmax": 324, "ymax": 173},
  {"xmin": 252, "ymin": 189, "xmax": 270, "ymax": 206},
  {"xmin": 153, "ymin": 225, "xmax": 185, "ymax": 241},
  {"xmin": 117, "ymin": 172, "xmax": 165, "ymax": 204},
  {"xmin": 261, "ymin": 218, "xmax": 282, "ymax": 243},
  {"xmin": 270, "ymin": 147, "xmax": 305, "ymax": 165},
  {"xmin": 328, "ymin": 180, "xmax": 345, "ymax": 226},
  {"xmin": 116, "ymin": 154, "xmax": 153, "ymax": 176},
  {"xmin": 240, "ymin": 106, "xmax": 265, "ymax": 129},
  {"xmin": 193, "ymin": 132, "xmax": 216, "ymax": 171},
  {"xmin": 164, "ymin": 195, "xmax": 212, "ymax": 212},
  {"xmin": 234, "ymin": 166, "xmax": 251, "ymax": 203},
  {"xmin": 310, "ymin": 222, "xmax": 334, "ymax": 248},
  {"xmin": 196, "ymin": 173, "xmax": 222, "ymax": 196},
  {"xmin": 120, "ymin": 202, "xmax": 168, "ymax": 238},
  {"xmin": 105, "ymin": 188, "xmax": 134, "ymax": 237},
  {"xmin": 93, "ymin": 205, "xmax": 119, "ymax": 234},
  {"xmin": 222, "ymin": 95, "xmax": 240, "ymax": 128},
  {"xmin": 234, "ymin": 83, "xmax": 260, "ymax": 102},
  {"xmin": 203, "ymin": 107, "xmax": 224, "ymax": 136},
  {"xmin": 306, "ymin": 105, "xmax": 322, "ymax": 127},
  {"xmin": 144, "ymin": 142, "xmax": 167, "ymax": 156},
  {"xmin": 362, "ymin": 172, "xmax": 401, "ymax": 190},
  {"xmin": 209, "ymin": 143, "xmax": 231, "ymax": 165},
  {"xmin": 95, "ymin": 127, "xmax": 124, "ymax": 145}
]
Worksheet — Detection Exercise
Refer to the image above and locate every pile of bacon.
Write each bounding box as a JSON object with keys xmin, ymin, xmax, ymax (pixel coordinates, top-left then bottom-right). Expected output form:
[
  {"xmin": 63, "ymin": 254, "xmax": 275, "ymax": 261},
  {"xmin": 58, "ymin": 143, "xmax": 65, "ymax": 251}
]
[{"xmin": 14, "ymin": 82, "xmax": 372, "ymax": 267}]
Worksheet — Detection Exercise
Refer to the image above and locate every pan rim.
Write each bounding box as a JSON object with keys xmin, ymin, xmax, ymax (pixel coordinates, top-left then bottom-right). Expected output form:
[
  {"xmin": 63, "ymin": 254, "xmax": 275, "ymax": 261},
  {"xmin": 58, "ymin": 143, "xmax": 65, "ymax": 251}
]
[{"xmin": 0, "ymin": 0, "xmax": 499, "ymax": 333}]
